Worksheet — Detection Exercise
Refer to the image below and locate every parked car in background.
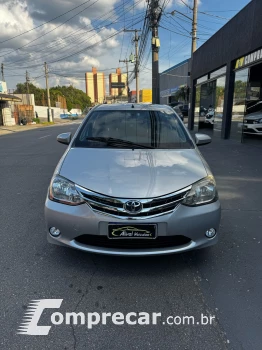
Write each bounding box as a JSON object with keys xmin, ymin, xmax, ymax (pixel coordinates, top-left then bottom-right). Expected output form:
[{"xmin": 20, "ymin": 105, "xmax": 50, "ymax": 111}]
[
  {"xmin": 242, "ymin": 101, "xmax": 262, "ymax": 134},
  {"xmin": 243, "ymin": 110, "xmax": 262, "ymax": 134},
  {"xmin": 45, "ymin": 103, "xmax": 221, "ymax": 256},
  {"xmin": 199, "ymin": 106, "xmax": 208, "ymax": 123},
  {"xmin": 205, "ymin": 108, "xmax": 215, "ymax": 125}
]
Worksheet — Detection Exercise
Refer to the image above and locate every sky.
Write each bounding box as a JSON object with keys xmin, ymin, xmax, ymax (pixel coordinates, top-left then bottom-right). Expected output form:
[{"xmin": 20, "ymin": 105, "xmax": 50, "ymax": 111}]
[{"xmin": 0, "ymin": 0, "xmax": 251, "ymax": 94}]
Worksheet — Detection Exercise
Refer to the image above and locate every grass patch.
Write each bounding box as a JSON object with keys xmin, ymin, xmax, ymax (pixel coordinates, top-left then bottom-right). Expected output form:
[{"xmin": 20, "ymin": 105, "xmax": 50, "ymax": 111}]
[
  {"xmin": 32, "ymin": 118, "xmax": 40, "ymax": 124},
  {"xmin": 40, "ymin": 122, "xmax": 55, "ymax": 125}
]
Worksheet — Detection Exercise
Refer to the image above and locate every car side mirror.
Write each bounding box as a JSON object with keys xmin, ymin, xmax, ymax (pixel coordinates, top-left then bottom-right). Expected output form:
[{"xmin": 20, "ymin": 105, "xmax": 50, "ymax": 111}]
[
  {"xmin": 195, "ymin": 133, "xmax": 211, "ymax": 146},
  {"xmin": 57, "ymin": 132, "xmax": 72, "ymax": 145}
]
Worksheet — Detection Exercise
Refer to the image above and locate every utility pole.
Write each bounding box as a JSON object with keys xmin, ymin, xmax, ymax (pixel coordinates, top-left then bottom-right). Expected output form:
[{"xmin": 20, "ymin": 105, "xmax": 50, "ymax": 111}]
[
  {"xmin": 119, "ymin": 59, "xmax": 130, "ymax": 102},
  {"xmin": 134, "ymin": 30, "xmax": 139, "ymax": 103},
  {"xmin": 26, "ymin": 71, "xmax": 30, "ymax": 94},
  {"xmin": 150, "ymin": 0, "xmax": 161, "ymax": 104},
  {"xmin": 170, "ymin": 1, "xmax": 198, "ymax": 127},
  {"xmin": 170, "ymin": 7, "xmax": 198, "ymax": 54},
  {"xmin": 26, "ymin": 70, "xmax": 30, "ymax": 105},
  {"xmin": 1, "ymin": 63, "xmax": 5, "ymax": 82},
  {"xmin": 191, "ymin": 0, "xmax": 198, "ymax": 54},
  {"xmin": 124, "ymin": 29, "xmax": 141, "ymax": 103},
  {"xmin": 189, "ymin": 0, "xmax": 198, "ymax": 129},
  {"xmin": 44, "ymin": 62, "xmax": 52, "ymax": 122}
]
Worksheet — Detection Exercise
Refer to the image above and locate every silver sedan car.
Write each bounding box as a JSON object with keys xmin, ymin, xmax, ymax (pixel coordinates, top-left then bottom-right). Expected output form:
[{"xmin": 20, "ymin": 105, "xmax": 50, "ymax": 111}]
[{"xmin": 45, "ymin": 104, "xmax": 221, "ymax": 256}]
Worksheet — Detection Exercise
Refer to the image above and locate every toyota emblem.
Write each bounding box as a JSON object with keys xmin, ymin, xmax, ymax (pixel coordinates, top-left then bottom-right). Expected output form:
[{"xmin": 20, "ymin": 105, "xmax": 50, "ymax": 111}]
[{"xmin": 124, "ymin": 200, "xmax": 143, "ymax": 214}]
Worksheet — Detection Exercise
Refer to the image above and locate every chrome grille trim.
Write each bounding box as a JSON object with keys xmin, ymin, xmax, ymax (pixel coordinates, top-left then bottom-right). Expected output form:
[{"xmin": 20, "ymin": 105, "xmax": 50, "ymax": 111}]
[{"xmin": 75, "ymin": 184, "xmax": 191, "ymax": 219}]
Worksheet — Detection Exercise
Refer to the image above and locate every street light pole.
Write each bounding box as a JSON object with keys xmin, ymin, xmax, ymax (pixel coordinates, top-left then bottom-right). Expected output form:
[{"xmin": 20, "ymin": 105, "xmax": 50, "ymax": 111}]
[
  {"xmin": 169, "ymin": 1, "xmax": 198, "ymax": 129},
  {"xmin": 191, "ymin": 0, "xmax": 198, "ymax": 55},
  {"xmin": 169, "ymin": 1, "xmax": 198, "ymax": 55},
  {"xmin": 189, "ymin": 0, "xmax": 198, "ymax": 129}
]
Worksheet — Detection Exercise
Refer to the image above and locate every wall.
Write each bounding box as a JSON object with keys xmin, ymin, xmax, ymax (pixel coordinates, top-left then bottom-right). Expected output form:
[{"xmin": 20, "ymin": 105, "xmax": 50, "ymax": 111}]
[
  {"xmin": 35, "ymin": 106, "xmax": 68, "ymax": 120},
  {"xmin": 14, "ymin": 94, "xmax": 35, "ymax": 108},
  {"xmin": 140, "ymin": 89, "xmax": 152, "ymax": 103},
  {"xmin": 0, "ymin": 103, "xmax": 15, "ymax": 126},
  {"xmin": 0, "ymin": 81, "xmax": 8, "ymax": 93},
  {"xmin": 192, "ymin": 0, "xmax": 262, "ymax": 79}
]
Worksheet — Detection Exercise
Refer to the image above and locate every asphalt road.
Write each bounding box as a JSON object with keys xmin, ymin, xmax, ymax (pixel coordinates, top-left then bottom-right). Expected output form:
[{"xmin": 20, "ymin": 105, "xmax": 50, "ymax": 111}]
[{"xmin": 0, "ymin": 124, "xmax": 261, "ymax": 350}]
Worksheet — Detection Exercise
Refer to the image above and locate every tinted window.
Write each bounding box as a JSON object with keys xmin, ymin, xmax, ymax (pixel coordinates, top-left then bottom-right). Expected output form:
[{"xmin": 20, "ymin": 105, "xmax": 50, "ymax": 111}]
[{"xmin": 74, "ymin": 110, "xmax": 193, "ymax": 149}]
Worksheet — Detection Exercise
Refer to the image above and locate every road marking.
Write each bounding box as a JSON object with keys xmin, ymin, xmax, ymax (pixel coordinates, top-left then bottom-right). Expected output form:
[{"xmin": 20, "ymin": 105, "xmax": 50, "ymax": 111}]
[{"xmin": 39, "ymin": 135, "xmax": 51, "ymax": 139}]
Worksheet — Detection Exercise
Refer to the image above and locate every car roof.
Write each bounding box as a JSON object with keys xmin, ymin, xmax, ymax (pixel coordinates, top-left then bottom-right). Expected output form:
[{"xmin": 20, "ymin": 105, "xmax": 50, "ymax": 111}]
[{"xmin": 92, "ymin": 103, "xmax": 174, "ymax": 112}]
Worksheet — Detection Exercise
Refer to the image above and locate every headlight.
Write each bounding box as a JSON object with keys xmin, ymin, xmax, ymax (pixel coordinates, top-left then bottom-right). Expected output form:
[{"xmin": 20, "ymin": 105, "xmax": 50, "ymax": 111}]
[
  {"xmin": 49, "ymin": 175, "xmax": 84, "ymax": 205},
  {"xmin": 182, "ymin": 176, "xmax": 218, "ymax": 206},
  {"xmin": 259, "ymin": 118, "xmax": 262, "ymax": 123}
]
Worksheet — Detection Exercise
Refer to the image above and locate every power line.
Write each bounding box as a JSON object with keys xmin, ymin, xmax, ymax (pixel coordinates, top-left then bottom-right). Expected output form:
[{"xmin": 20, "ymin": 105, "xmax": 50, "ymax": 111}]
[
  {"xmin": 198, "ymin": 11, "xmax": 229, "ymax": 20},
  {"xmin": 0, "ymin": 0, "xmax": 94, "ymax": 44},
  {"xmin": 201, "ymin": 10, "xmax": 238, "ymax": 12},
  {"xmin": 3, "ymin": 0, "xmax": 144, "ymax": 69},
  {"xmin": 0, "ymin": 0, "xmax": 97, "ymax": 59},
  {"xmin": 48, "ymin": 18, "xmax": 143, "ymax": 66},
  {"xmin": 171, "ymin": 17, "xmax": 191, "ymax": 34},
  {"xmin": 159, "ymin": 25, "xmax": 192, "ymax": 38},
  {"xmin": 119, "ymin": 0, "xmax": 126, "ymax": 61},
  {"xmin": 4, "ymin": 13, "xmax": 142, "ymax": 69}
]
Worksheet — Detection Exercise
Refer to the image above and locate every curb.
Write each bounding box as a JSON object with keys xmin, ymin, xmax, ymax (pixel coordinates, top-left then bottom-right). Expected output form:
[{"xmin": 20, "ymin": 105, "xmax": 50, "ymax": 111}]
[{"xmin": 0, "ymin": 120, "xmax": 83, "ymax": 136}]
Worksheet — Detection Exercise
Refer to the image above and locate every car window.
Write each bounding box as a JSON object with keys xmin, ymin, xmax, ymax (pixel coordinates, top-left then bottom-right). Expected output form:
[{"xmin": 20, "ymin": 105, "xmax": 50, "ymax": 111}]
[{"xmin": 74, "ymin": 110, "xmax": 193, "ymax": 149}]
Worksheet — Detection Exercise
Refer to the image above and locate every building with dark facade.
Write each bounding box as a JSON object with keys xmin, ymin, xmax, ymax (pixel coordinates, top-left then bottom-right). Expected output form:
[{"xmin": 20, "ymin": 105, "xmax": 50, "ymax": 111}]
[
  {"xmin": 188, "ymin": 0, "xmax": 262, "ymax": 143},
  {"xmin": 159, "ymin": 59, "xmax": 190, "ymax": 105}
]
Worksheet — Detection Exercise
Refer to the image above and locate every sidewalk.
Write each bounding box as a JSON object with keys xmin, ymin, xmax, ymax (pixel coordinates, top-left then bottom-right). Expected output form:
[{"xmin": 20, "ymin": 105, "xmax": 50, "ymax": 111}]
[{"xmin": 0, "ymin": 117, "xmax": 84, "ymax": 136}]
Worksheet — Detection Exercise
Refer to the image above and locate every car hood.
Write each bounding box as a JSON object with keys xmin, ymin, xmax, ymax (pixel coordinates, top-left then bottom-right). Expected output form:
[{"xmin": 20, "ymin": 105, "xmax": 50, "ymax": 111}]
[
  {"xmin": 59, "ymin": 148, "xmax": 208, "ymax": 198},
  {"xmin": 245, "ymin": 111, "xmax": 262, "ymax": 120}
]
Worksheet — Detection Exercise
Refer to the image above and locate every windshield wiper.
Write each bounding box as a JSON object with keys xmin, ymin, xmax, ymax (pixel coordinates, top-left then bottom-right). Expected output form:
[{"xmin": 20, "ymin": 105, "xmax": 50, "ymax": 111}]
[{"xmin": 86, "ymin": 137, "xmax": 155, "ymax": 149}]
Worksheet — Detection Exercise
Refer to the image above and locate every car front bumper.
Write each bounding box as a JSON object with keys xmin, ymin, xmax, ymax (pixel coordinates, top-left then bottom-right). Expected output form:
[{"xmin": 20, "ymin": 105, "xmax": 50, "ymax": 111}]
[
  {"xmin": 45, "ymin": 198, "xmax": 221, "ymax": 256},
  {"xmin": 243, "ymin": 123, "xmax": 262, "ymax": 133}
]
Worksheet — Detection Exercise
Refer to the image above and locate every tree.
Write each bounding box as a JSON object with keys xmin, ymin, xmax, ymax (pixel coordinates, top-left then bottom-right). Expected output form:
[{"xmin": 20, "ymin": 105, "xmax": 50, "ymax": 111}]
[
  {"xmin": 14, "ymin": 82, "xmax": 91, "ymax": 110},
  {"xmin": 14, "ymin": 82, "xmax": 45, "ymax": 105},
  {"xmin": 50, "ymin": 85, "xmax": 91, "ymax": 111}
]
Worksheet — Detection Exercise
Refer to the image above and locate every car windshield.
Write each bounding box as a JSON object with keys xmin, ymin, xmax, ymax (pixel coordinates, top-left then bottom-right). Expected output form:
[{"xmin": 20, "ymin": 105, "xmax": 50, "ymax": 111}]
[{"xmin": 74, "ymin": 109, "xmax": 193, "ymax": 149}]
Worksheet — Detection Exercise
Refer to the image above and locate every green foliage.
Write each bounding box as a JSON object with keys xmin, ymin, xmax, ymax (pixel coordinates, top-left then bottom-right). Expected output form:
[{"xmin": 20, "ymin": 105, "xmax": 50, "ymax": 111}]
[
  {"xmin": 14, "ymin": 83, "xmax": 44, "ymax": 105},
  {"xmin": 32, "ymin": 117, "xmax": 40, "ymax": 124},
  {"xmin": 49, "ymin": 85, "xmax": 91, "ymax": 111},
  {"xmin": 173, "ymin": 86, "xmax": 189, "ymax": 102},
  {"xmin": 14, "ymin": 82, "xmax": 91, "ymax": 111}
]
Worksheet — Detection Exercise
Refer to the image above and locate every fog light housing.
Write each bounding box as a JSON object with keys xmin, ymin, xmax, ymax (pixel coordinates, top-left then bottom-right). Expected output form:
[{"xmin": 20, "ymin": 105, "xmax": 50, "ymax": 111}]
[
  {"xmin": 49, "ymin": 227, "xmax": 61, "ymax": 237},
  {"xmin": 205, "ymin": 228, "xmax": 216, "ymax": 238}
]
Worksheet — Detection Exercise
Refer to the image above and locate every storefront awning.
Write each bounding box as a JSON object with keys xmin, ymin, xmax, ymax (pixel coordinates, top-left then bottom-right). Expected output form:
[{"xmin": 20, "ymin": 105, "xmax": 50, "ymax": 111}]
[{"xmin": 0, "ymin": 93, "xmax": 22, "ymax": 102}]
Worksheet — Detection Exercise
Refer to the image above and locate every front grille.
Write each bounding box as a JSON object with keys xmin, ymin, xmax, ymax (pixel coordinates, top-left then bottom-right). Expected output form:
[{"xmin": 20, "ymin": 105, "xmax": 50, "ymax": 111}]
[
  {"xmin": 75, "ymin": 235, "xmax": 191, "ymax": 249},
  {"xmin": 76, "ymin": 185, "xmax": 191, "ymax": 219}
]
